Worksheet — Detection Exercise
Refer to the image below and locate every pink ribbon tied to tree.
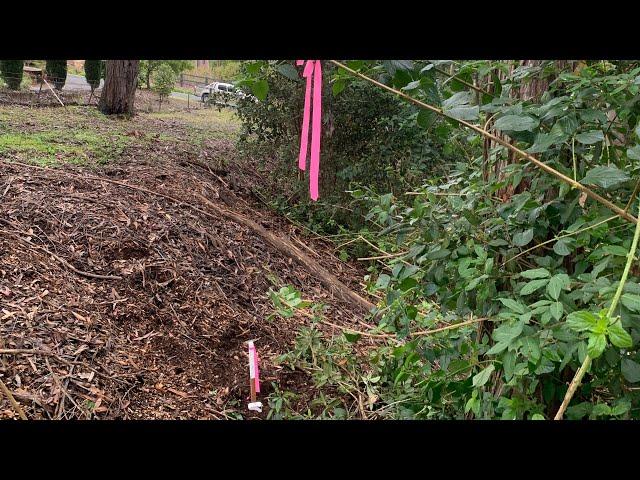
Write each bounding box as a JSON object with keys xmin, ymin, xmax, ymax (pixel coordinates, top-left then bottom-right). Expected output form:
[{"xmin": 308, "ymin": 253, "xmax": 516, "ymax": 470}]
[{"xmin": 296, "ymin": 60, "xmax": 322, "ymax": 201}]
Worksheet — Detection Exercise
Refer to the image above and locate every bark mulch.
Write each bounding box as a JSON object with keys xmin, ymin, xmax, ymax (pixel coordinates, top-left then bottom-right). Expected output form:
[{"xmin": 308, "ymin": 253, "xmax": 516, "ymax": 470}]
[{"xmin": 0, "ymin": 153, "xmax": 369, "ymax": 419}]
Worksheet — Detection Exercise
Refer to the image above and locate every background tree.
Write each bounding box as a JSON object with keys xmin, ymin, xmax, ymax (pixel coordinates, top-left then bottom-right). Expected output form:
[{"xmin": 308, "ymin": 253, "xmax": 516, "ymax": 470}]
[
  {"xmin": 139, "ymin": 60, "xmax": 192, "ymax": 89},
  {"xmin": 45, "ymin": 60, "xmax": 67, "ymax": 90},
  {"xmin": 153, "ymin": 63, "xmax": 176, "ymax": 110},
  {"xmin": 0, "ymin": 60, "xmax": 24, "ymax": 90},
  {"xmin": 84, "ymin": 60, "xmax": 101, "ymax": 100},
  {"xmin": 98, "ymin": 60, "xmax": 140, "ymax": 115}
]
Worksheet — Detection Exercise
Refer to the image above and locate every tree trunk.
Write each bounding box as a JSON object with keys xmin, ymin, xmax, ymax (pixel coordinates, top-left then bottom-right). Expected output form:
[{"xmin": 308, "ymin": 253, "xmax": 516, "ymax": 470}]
[{"xmin": 99, "ymin": 60, "xmax": 140, "ymax": 115}]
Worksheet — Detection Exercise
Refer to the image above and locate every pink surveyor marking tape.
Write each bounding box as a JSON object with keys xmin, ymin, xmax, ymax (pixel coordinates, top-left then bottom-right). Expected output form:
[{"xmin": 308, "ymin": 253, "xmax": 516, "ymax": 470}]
[
  {"xmin": 309, "ymin": 60, "xmax": 322, "ymax": 201},
  {"xmin": 296, "ymin": 60, "xmax": 322, "ymax": 201},
  {"xmin": 298, "ymin": 60, "xmax": 314, "ymax": 171}
]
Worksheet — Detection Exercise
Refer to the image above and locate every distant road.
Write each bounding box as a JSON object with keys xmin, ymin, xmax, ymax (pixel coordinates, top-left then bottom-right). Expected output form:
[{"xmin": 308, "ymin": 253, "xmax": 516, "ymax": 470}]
[
  {"xmin": 30, "ymin": 74, "xmax": 104, "ymax": 92},
  {"xmin": 170, "ymin": 91, "xmax": 201, "ymax": 103},
  {"xmin": 30, "ymin": 74, "xmax": 202, "ymax": 103}
]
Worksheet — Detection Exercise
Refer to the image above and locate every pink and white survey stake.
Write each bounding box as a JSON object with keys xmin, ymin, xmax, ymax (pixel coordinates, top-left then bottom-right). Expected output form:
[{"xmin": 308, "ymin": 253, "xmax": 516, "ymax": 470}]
[
  {"xmin": 248, "ymin": 340, "xmax": 260, "ymax": 395},
  {"xmin": 296, "ymin": 60, "xmax": 322, "ymax": 201}
]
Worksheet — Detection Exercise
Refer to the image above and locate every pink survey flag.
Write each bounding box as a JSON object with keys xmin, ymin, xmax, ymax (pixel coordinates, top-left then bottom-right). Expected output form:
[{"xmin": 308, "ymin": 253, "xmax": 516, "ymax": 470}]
[{"xmin": 296, "ymin": 60, "xmax": 322, "ymax": 201}]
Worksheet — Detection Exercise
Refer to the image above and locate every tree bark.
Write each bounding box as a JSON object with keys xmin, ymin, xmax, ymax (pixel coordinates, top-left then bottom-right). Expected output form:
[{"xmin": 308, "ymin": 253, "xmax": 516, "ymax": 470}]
[{"xmin": 99, "ymin": 60, "xmax": 140, "ymax": 115}]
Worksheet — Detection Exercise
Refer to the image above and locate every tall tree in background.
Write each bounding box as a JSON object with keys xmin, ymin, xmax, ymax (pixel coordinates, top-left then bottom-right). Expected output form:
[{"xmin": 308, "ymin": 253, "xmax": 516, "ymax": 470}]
[
  {"xmin": 0, "ymin": 60, "xmax": 24, "ymax": 90},
  {"xmin": 99, "ymin": 60, "xmax": 139, "ymax": 115},
  {"xmin": 84, "ymin": 60, "xmax": 101, "ymax": 101}
]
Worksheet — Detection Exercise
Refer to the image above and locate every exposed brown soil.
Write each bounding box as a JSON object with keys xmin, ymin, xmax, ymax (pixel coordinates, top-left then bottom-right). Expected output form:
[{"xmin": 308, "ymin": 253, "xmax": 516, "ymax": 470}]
[{"xmin": 0, "ymin": 105, "xmax": 370, "ymax": 419}]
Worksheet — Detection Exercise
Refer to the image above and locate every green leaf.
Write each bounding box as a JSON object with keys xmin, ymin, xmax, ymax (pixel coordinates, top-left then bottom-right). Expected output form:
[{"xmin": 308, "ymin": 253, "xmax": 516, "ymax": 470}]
[
  {"xmin": 402, "ymin": 80, "xmax": 421, "ymax": 91},
  {"xmin": 472, "ymin": 364, "xmax": 495, "ymax": 388},
  {"xmin": 575, "ymin": 130, "xmax": 604, "ymax": 144},
  {"xmin": 566, "ymin": 311, "xmax": 598, "ymax": 332},
  {"xmin": 493, "ymin": 322, "xmax": 524, "ymax": 344},
  {"xmin": 446, "ymin": 105, "xmax": 479, "ymax": 121},
  {"xmin": 520, "ymin": 278, "xmax": 549, "ymax": 295},
  {"xmin": 581, "ymin": 166, "xmax": 630, "ymax": 189},
  {"xmin": 621, "ymin": 293, "xmax": 640, "ymax": 312},
  {"xmin": 332, "ymin": 79, "xmax": 346, "ymax": 95},
  {"xmin": 553, "ymin": 238, "xmax": 572, "ymax": 256},
  {"xmin": 610, "ymin": 399, "xmax": 631, "ymax": 416},
  {"xmin": 547, "ymin": 274, "xmax": 570, "ymax": 300},
  {"xmin": 276, "ymin": 63, "xmax": 300, "ymax": 81},
  {"xmin": 513, "ymin": 229, "xmax": 534, "ymax": 247},
  {"xmin": 608, "ymin": 321, "xmax": 633, "ymax": 348},
  {"xmin": 375, "ymin": 274, "xmax": 391, "ymax": 289},
  {"xmin": 550, "ymin": 301, "xmax": 564, "ymax": 320},
  {"xmin": 621, "ymin": 358, "xmax": 640, "ymax": 383},
  {"xmin": 417, "ymin": 109, "xmax": 435, "ymax": 129},
  {"xmin": 442, "ymin": 91, "xmax": 479, "ymax": 121},
  {"xmin": 494, "ymin": 115, "xmax": 539, "ymax": 132},
  {"xmin": 343, "ymin": 332, "xmax": 361, "ymax": 343},
  {"xmin": 627, "ymin": 145, "xmax": 640, "ymax": 161},
  {"xmin": 520, "ymin": 268, "xmax": 550, "ymax": 279},
  {"xmin": 498, "ymin": 298, "xmax": 527, "ymax": 314},
  {"xmin": 531, "ymin": 413, "xmax": 545, "ymax": 420},
  {"xmin": 587, "ymin": 333, "xmax": 607, "ymax": 358},
  {"xmin": 250, "ymin": 80, "xmax": 269, "ymax": 101},
  {"xmin": 427, "ymin": 248, "xmax": 451, "ymax": 260},
  {"xmin": 526, "ymin": 132, "xmax": 563, "ymax": 154},
  {"xmin": 603, "ymin": 245, "xmax": 628, "ymax": 256}
]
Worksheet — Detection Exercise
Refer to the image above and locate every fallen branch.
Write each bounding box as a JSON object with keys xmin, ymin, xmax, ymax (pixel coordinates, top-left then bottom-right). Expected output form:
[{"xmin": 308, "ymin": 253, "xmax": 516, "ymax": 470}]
[
  {"xmin": 0, "ymin": 377, "xmax": 28, "ymax": 420},
  {"xmin": 195, "ymin": 193, "xmax": 375, "ymax": 312}
]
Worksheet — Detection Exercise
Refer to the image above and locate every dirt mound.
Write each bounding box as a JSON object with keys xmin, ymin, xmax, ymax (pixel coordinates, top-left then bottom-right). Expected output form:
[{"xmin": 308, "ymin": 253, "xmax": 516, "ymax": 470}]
[{"xmin": 0, "ymin": 157, "xmax": 366, "ymax": 419}]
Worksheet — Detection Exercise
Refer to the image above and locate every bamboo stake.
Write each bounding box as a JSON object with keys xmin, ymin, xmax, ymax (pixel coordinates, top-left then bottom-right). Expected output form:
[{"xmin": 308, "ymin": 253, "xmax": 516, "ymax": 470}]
[
  {"xmin": 329, "ymin": 60, "xmax": 638, "ymax": 225},
  {"xmin": 42, "ymin": 77, "xmax": 65, "ymax": 108}
]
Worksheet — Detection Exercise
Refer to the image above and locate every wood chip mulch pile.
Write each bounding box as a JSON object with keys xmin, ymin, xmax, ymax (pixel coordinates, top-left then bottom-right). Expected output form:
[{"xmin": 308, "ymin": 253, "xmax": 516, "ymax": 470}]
[{"xmin": 0, "ymin": 154, "xmax": 368, "ymax": 419}]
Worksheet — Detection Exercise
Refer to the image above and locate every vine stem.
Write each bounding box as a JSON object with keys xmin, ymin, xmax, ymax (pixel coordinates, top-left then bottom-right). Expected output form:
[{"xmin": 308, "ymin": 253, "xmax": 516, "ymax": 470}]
[
  {"xmin": 554, "ymin": 198, "xmax": 640, "ymax": 420},
  {"xmin": 329, "ymin": 60, "xmax": 638, "ymax": 225}
]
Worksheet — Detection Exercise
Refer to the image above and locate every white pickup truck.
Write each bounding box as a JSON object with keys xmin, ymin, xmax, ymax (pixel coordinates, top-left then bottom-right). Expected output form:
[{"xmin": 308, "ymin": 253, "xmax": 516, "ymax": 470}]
[{"xmin": 199, "ymin": 82, "xmax": 245, "ymax": 103}]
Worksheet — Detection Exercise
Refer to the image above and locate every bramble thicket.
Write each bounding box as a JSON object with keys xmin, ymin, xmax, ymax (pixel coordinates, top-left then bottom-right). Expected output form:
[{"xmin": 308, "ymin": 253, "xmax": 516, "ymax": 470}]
[{"xmin": 236, "ymin": 60, "xmax": 640, "ymax": 420}]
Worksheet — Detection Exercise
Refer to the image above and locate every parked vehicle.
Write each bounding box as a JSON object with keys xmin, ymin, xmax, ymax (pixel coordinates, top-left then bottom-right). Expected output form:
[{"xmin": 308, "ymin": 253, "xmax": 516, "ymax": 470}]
[{"xmin": 199, "ymin": 82, "xmax": 245, "ymax": 103}]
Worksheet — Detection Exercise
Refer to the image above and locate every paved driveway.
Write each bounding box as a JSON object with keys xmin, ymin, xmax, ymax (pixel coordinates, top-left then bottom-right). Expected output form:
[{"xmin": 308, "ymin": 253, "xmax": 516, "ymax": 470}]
[{"xmin": 30, "ymin": 74, "xmax": 104, "ymax": 92}]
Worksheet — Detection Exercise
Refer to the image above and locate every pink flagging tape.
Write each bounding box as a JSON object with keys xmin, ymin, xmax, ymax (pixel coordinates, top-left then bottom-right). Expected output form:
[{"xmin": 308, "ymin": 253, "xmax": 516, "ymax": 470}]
[
  {"xmin": 310, "ymin": 60, "xmax": 322, "ymax": 201},
  {"xmin": 298, "ymin": 61, "xmax": 315, "ymax": 171},
  {"xmin": 296, "ymin": 60, "xmax": 322, "ymax": 201}
]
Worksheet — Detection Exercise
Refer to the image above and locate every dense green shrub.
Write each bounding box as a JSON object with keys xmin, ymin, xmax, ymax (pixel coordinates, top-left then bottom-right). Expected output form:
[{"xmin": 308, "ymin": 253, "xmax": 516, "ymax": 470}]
[
  {"xmin": 0, "ymin": 60, "xmax": 24, "ymax": 90},
  {"xmin": 235, "ymin": 60, "xmax": 447, "ymax": 233},
  {"xmin": 85, "ymin": 60, "xmax": 101, "ymax": 90},
  {"xmin": 139, "ymin": 60, "xmax": 191, "ymax": 89},
  {"xmin": 258, "ymin": 60, "xmax": 640, "ymax": 420},
  {"xmin": 45, "ymin": 60, "xmax": 67, "ymax": 90}
]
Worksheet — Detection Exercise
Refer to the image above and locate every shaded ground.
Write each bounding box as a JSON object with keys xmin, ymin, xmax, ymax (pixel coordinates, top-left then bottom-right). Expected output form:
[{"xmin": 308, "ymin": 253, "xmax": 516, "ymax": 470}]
[{"xmin": 0, "ymin": 101, "xmax": 370, "ymax": 419}]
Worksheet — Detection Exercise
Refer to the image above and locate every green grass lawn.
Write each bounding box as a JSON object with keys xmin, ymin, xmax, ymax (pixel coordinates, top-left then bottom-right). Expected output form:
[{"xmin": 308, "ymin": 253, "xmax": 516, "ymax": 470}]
[{"xmin": 0, "ymin": 103, "xmax": 240, "ymax": 167}]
